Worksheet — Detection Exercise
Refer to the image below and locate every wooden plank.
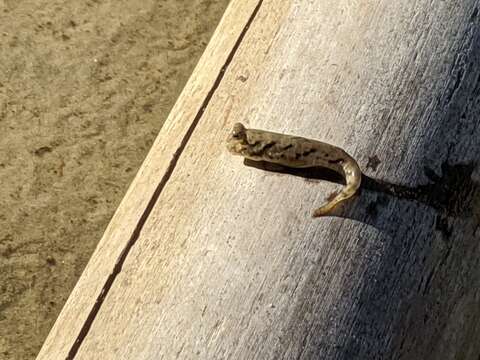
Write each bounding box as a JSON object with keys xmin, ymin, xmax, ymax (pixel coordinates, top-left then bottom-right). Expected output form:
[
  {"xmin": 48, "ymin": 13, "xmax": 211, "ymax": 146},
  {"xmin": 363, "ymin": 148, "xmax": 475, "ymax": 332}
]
[{"xmin": 39, "ymin": 0, "xmax": 480, "ymax": 359}]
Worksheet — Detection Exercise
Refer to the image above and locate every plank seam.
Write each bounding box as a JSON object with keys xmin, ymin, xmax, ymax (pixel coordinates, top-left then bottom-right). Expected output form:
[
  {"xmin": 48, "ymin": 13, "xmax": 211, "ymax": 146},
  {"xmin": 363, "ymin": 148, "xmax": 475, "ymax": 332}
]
[{"xmin": 65, "ymin": 1, "xmax": 264, "ymax": 358}]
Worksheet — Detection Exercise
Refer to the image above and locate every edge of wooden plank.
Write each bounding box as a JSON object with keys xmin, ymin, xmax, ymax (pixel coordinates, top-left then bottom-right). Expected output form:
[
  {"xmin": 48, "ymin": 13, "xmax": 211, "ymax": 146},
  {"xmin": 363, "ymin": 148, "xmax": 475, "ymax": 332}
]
[{"xmin": 36, "ymin": 1, "xmax": 264, "ymax": 358}]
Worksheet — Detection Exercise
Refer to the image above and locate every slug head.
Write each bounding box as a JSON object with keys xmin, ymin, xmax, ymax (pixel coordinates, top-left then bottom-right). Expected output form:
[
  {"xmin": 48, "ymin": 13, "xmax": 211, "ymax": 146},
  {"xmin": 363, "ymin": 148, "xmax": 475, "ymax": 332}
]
[{"xmin": 226, "ymin": 122, "xmax": 249, "ymax": 156}]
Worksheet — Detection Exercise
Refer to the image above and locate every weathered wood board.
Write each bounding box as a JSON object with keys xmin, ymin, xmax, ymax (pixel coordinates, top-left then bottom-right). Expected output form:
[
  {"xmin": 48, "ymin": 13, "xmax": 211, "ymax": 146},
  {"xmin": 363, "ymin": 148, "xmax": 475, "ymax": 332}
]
[{"xmin": 38, "ymin": 0, "xmax": 480, "ymax": 359}]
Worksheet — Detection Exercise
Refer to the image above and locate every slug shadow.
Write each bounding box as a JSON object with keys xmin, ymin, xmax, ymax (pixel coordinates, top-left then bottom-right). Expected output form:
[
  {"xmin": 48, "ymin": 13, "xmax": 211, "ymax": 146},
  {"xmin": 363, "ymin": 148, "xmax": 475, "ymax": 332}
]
[{"xmin": 243, "ymin": 159, "xmax": 480, "ymax": 228}]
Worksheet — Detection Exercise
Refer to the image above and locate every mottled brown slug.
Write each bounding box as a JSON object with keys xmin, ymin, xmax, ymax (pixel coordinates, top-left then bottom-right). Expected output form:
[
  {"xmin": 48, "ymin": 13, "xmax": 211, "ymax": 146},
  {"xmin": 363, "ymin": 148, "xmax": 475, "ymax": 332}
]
[{"xmin": 226, "ymin": 123, "xmax": 361, "ymax": 217}]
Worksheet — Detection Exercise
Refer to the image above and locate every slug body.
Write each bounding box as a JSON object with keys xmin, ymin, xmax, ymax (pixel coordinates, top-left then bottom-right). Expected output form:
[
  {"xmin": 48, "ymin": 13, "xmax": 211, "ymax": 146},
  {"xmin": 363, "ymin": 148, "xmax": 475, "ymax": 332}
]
[{"xmin": 226, "ymin": 122, "xmax": 361, "ymax": 217}]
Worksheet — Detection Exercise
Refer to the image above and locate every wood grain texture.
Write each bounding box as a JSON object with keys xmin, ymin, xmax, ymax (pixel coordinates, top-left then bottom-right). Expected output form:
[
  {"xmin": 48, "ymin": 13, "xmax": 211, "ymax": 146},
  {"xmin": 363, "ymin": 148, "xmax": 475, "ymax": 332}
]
[{"xmin": 39, "ymin": 0, "xmax": 480, "ymax": 359}]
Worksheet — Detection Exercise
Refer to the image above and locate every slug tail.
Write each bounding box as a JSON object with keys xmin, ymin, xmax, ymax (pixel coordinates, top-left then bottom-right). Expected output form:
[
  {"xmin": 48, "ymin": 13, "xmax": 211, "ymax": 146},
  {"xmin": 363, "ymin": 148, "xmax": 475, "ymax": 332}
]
[{"xmin": 312, "ymin": 159, "xmax": 362, "ymax": 217}]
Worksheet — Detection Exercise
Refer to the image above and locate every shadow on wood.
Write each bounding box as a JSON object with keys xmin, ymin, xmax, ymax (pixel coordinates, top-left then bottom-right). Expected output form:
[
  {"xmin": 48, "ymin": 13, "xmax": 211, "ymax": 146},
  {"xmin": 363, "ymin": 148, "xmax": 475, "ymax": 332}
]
[{"xmin": 244, "ymin": 159, "xmax": 480, "ymax": 222}]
